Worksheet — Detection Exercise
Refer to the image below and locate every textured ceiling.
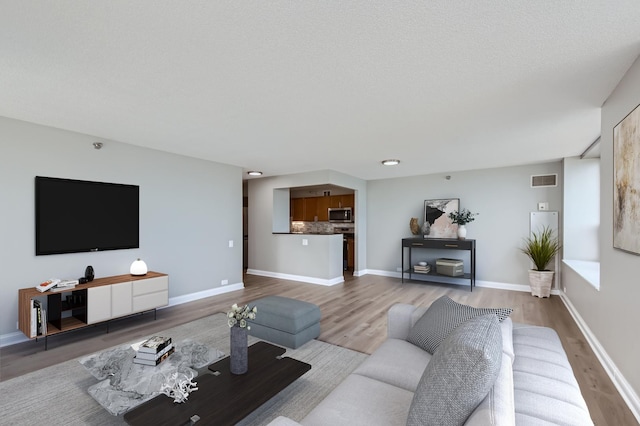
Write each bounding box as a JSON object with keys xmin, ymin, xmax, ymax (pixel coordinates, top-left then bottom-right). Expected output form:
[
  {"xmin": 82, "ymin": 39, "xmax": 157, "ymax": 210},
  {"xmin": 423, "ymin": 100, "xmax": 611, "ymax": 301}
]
[{"xmin": 1, "ymin": 2, "xmax": 639, "ymax": 180}]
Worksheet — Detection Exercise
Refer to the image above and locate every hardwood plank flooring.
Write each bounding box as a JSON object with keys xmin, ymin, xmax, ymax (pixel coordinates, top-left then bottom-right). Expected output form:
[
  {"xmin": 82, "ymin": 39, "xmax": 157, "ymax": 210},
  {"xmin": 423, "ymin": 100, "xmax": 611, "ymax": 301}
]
[{"xmin": 1, "ymin": 273, "xmax": 636, "ymax": 425}]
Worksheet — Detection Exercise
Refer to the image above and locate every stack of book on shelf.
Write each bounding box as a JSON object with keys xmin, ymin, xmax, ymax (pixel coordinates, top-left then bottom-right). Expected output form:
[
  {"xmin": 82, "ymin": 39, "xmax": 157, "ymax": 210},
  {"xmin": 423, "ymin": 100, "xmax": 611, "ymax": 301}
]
[
  {"xmin": 30, "ymin": 299, "xmax": 47, "ymax": 337},
  {"xmin": 413, "ymin": 264, "xmax": 431, "ymax": 274},
  {"xmin": 133, "ymin": 336, "xmax": 174, "ymax": 366}
]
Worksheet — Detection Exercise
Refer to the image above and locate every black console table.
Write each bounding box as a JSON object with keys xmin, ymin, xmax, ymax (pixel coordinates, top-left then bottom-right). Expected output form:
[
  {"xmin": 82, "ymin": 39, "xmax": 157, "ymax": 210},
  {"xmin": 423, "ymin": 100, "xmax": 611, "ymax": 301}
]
[{"xmin": 401, "ymin": 238, "xmax": 476, "ymax": 291}]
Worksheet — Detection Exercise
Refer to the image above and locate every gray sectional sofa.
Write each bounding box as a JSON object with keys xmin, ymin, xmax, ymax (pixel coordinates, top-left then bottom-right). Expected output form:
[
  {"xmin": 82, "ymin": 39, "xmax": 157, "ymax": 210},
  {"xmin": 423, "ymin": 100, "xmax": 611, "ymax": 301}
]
[{"xmin": 269, "ymin": 300, "xmax": 593, "ymax": 426}]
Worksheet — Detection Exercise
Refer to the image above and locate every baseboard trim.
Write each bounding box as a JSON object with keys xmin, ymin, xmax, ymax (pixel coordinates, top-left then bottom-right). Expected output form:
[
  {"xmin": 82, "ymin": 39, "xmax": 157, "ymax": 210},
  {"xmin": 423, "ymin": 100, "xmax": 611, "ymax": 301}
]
[
  {"xmin": 167, "ymin": 282, "xmax": 244, "ymax": 307},
  {"xmin": 246, "ymin": 269, "xmax": 344, "ymax": 286},
  {"xmin": 559, "ymin": 292, "xmax": 640, "ymax": 423},
  {"xmin": 0, "ymin": 331, "xmax": 29, "ymax": 348},
  {"xmin": 0, "ymin": 283, "xmax": 246, "ymax": 348},
  {"xmin": 362, "ymin": 270, "xmax": 538, "ymax": 293},
  {"xmin": 361, "ymin": 269, "xmax": 399, "ymax": 278}
]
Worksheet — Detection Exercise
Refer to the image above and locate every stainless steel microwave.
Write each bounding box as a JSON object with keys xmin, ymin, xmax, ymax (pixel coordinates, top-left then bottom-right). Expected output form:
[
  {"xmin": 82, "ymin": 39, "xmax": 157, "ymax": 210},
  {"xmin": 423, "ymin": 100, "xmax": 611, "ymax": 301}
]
[{"xmin": 329, "ymin": 207, "xmax": 352, "ymax": 222}]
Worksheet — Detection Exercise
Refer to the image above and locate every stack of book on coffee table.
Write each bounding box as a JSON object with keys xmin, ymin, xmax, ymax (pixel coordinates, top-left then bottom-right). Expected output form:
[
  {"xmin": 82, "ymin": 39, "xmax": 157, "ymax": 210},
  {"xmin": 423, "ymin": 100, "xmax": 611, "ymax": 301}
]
[{"xmin": 133, "ymin": 336, "xmax": 174, "ymax": 366}]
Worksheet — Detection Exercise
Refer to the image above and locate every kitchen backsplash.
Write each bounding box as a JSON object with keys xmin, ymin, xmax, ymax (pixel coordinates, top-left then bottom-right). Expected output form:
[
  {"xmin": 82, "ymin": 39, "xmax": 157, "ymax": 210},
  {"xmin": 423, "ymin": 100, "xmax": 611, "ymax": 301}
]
[{"xmin": 291, "ymin": 221, "xmax": 353, "ymax": 234}]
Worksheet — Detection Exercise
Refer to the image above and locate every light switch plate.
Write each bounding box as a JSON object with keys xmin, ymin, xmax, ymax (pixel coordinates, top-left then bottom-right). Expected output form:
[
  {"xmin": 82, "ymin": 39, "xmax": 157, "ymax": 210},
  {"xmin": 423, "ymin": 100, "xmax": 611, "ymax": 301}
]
[
  {"xmin": 302, "ymin": 239, "xmax": 308, "ymax": 246},
  {"xmin": 228, "ymin": 240, "xmax": 234, "ymax": 248}
]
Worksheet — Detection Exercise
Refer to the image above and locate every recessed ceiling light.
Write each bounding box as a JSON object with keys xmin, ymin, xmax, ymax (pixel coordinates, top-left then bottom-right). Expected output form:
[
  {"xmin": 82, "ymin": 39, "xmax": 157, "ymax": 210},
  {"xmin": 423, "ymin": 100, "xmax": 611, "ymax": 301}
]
[
  {"xmin": 381, "ymin": 159, "xmax": 400, "ymax": 166},
  {"xmin": 247, "ymin": 171, "xmax": 263, "ymax": 176}
]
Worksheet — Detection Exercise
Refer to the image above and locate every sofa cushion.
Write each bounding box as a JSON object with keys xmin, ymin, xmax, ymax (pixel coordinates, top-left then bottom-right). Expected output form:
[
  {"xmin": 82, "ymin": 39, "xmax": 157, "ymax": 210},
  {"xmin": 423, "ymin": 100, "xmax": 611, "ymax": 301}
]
[
  {"xmin": 512, "ymin": 324, "xmax": 593, "ymax": 425},
  {"xmin": 406, "ymin": 314, "xmax": 503, "ymax": 426},
  {"xmin": 500, "ymin": 317, "xmax": 515, "ymax": 364},
  {"xmin": 352, "ymin": 338, "xmax": 432, "ymax": 392},
  {"xmin": 407, "ymin": 295, "xmax": 513, "ymax": 354},
  {"xmin": 465, "ymin": 351, "xmax": 516, "ymax": 426},
  {"xmin": 302, "ymin": 374, "xmax": 414, "ymax": 426}
]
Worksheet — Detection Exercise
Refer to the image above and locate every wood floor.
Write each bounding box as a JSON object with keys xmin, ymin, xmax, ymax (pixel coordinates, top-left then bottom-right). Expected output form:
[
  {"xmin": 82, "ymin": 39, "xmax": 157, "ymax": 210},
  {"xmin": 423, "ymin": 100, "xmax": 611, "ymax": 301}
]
[{"xmin": 1, "ymin": 273, "xmax": 637, "ymax": 425}]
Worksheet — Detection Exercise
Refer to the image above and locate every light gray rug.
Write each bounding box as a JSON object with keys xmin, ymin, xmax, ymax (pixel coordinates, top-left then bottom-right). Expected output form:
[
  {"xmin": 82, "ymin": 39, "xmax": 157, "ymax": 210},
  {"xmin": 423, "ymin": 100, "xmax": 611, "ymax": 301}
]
[{"xmin": 0, "ymin": 313, "xmax": 368, "ymax": 425}]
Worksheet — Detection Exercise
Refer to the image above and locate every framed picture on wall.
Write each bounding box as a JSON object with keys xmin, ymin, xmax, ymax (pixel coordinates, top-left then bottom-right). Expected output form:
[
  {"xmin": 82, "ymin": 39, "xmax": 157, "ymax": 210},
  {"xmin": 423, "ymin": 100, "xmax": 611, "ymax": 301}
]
[
  {"xmin": 423, "ymin": 198, "xmax": 459, "ymax": 239},
  {"xmin": 613, "ymin": 103, "xmax": 640, "ymax": 255}
]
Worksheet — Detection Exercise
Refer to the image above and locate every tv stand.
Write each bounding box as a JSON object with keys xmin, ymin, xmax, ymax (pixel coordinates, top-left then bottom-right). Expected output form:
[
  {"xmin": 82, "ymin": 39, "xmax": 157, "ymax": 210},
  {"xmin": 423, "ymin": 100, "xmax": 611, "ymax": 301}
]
[{"xmin": 18, "ymin": 271, "xmax": 168, "ymax": 350}]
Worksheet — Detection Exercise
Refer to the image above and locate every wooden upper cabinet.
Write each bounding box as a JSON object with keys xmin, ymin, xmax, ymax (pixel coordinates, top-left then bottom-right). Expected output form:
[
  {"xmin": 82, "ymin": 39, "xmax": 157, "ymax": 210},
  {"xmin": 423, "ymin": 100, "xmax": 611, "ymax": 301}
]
[
  {"xmin": 317, "ymin": 196, "xmax": 331, "ymax": 221},
  {"xmin": 342, "ymin": 194, "xmax": 354, "ymax": 209},
  {"xmin": 330, "ymin": 194, "xmax": 355, "ymax": 209},
  {"xmin": 303, "ymin": 197, "xmax": 318, "ymax": 221},
  {"xmin": 291, "ymin": 198, "xmax": 304, "ymax": 221},
  {"xmin": 291, "ymin": 193, "xmax": 354, "ymax": 222}
]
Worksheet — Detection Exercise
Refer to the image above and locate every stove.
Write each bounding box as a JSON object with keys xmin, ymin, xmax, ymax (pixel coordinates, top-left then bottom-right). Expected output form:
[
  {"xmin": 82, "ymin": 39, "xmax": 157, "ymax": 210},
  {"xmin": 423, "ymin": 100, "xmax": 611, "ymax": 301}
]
[{"xmin": 333, "ymin": 227, "xmax": 354, "ymax": 236}]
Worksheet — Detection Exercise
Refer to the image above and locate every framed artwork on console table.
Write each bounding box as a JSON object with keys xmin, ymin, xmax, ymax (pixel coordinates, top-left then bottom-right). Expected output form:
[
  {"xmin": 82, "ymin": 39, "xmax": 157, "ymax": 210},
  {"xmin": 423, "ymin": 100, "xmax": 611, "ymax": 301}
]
[
  {"xmin": 423, "ymin": 198, "xmax": 459, "ymax": 239},
  {"xmin": 613, "ymin": 103, "xmax": 640, "ymax": 255}
]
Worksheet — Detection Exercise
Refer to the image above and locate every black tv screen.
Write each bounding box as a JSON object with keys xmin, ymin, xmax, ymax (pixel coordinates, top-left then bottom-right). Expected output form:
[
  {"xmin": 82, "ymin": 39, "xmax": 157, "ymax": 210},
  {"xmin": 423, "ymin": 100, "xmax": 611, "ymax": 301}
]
[{"xmin": 35, "ymin": 176, "xmax": 139, "ymax": 255}]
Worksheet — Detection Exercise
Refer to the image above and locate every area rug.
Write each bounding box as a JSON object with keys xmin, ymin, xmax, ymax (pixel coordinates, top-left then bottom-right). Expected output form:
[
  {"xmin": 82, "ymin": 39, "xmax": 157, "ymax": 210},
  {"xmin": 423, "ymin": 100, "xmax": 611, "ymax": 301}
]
[{"xmin": 0, "ymin": 313, "xmax": 368, "ymax": 425}]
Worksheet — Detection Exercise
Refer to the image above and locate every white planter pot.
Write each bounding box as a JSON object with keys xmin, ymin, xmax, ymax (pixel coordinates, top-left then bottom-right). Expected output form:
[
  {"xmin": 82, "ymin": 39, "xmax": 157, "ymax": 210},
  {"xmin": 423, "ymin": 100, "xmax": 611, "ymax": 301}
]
[{"xmin": 528, "ymin": 270, "xmax": 554, "ymax": 298}]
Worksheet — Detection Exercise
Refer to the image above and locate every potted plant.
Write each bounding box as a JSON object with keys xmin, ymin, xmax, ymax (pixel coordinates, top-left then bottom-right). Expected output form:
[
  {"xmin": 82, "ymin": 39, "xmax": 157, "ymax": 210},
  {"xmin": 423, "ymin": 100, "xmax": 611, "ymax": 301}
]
[
  {"xmin": 448, "ymin": 208, "xmax": 478, "ymax": 239},
  {"xmin": 520, "ymin": 226, "xmax": 560, "ymax": 298}
]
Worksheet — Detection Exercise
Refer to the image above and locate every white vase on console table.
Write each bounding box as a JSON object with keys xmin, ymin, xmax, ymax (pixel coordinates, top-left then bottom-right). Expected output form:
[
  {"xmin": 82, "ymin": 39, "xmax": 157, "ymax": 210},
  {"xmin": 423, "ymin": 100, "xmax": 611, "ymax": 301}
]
[{"xmin": 457, "ymin": 225, "xmax": 467, "ymax": 239}]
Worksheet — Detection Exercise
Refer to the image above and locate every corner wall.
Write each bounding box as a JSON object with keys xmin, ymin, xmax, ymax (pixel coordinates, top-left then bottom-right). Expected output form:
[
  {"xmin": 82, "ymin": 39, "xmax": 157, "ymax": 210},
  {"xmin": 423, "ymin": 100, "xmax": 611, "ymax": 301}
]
[
  {"xmin": 0, "ymin": 117, "xmax": 243, "ymax": 341},
  {"xmin": 366, "ymin": 162, "xmax": 562, "ymax": 287},
  {"xmin": 563, "ymin": 55, "xmax": 640, "ymax": 417}
]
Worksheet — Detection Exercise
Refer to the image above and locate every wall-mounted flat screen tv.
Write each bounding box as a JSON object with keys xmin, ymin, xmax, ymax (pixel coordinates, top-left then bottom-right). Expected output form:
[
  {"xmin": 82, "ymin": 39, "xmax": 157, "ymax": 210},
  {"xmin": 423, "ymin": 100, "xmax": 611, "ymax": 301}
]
[{"xmin": 35, "ymin": 176, "xmax": 139, "ymax": 255}]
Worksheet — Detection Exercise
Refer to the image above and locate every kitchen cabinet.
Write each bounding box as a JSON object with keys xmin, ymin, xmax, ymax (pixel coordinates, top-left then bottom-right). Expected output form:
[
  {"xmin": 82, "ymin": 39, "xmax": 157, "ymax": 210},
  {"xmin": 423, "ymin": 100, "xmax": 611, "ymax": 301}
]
[
  {"xmin": 291, "ymin": 198, "xmax": 304, "ymax": 221},
  {"xmin": 317, "ymin": 196, "xmax": 331, "ymax": 221},
  {"xmin": 303, "ymin": 197, "xmax": 318, "ymax": 222},
  {"xmin": 291, "ymin": 193, "xmax": 355, "ymax": 222},
  {"xmin": 347, "ymin": 236, "xmax": 355, "ymax": 270},
  {"xmin": 330, "ymin": 194, "xmax": 354, "ymax": 208}
]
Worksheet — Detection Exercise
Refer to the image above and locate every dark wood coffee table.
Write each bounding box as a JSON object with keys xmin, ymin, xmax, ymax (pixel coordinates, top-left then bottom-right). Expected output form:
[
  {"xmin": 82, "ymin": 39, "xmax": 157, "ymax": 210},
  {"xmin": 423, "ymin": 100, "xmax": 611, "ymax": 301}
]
[{"xmin": 123, "ymin": 341, "xmax": 311, "ymax": 425}]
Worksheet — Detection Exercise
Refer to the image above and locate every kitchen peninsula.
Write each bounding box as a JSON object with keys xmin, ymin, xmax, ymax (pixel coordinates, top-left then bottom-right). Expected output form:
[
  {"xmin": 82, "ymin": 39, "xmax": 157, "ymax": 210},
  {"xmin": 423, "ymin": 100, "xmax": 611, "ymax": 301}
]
[
  {"xmin": 267, "ymin": 232, "xmax": 345, "ymax": 285},
  {"xmin": 247, "ymin": 176, "xmax": 365, "ymax": 288}
]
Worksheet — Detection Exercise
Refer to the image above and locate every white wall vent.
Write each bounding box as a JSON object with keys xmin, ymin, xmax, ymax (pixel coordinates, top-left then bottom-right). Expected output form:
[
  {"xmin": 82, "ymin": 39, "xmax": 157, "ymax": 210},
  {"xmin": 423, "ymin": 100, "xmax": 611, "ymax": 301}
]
[{"xmin": 531, "ymin": 174, "xmax": 557, "ymax": 188}]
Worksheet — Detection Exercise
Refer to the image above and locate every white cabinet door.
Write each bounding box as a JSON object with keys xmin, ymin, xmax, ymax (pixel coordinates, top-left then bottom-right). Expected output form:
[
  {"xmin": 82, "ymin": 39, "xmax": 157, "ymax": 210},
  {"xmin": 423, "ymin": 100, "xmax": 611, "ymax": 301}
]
[
  {"xmin": 111, "ymin": 281, "xmax": 133, "ymax": 318},
  {"xmin": 87, "ymin": 286, "xmax": 111, "ymax": 324},
  {"xmin": 132, "ymin": 276, "xmax": 169, "ymax": 312}
]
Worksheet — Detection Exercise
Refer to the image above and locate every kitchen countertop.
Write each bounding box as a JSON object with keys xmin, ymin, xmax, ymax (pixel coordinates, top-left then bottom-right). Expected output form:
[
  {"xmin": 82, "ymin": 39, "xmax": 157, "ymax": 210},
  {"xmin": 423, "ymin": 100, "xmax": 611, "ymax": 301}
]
[{"xmin": 274, "ymin": 232, "xmax": 350, "ymax": 235}]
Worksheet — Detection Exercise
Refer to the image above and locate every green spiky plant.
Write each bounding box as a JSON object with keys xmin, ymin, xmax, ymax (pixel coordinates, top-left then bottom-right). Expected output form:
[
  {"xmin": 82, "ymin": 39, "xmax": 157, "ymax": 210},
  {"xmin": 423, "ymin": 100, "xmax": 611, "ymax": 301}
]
[{"xmin": 520, "ymin": 226, "xmax": 560, "ymax": 271}]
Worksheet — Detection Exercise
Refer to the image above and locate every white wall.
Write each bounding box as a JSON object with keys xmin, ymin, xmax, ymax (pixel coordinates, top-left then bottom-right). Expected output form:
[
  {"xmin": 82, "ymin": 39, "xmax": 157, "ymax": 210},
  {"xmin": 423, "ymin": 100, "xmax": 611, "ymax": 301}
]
[
  {"xmin": 0, "ymin": 117, "xmax": 243, "ymax": 338},
  {"xmin": 563, "ymin": 55, "xmax": 640, "ymax": 415},
  {"xmin": 366, "ymin": 162, "xmax": 563, "ymax": 287}
]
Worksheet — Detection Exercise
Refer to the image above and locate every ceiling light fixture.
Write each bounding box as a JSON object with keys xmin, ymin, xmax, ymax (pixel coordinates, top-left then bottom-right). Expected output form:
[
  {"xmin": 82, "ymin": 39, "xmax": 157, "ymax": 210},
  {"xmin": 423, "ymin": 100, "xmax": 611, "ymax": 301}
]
[
  {"xmin": 247, "ymin": 171, "xmax": 263, "ymax": 176},
  {"xmin": 381, "ymin": 159, "xmax": 400, "ymax": 166}
]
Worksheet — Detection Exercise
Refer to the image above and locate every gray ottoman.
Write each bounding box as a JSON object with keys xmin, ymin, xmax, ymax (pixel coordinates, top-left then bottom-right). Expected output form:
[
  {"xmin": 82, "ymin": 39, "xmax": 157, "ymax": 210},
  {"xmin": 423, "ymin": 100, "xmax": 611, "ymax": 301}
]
[{"xmin": 248, "ymin": 296, "xmax": 321, "ymax": 349}]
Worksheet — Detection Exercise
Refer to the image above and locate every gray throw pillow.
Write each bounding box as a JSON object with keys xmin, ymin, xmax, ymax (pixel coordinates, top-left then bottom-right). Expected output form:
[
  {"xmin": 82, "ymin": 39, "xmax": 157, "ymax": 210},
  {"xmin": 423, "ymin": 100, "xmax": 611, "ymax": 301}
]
[
  {"xmin": 406, "ymin": 314, "xmax": 503, "ymax": 426},
  {"xmin": 407, "ymin": 295, "xmax": 512, "ymax": 354}
]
